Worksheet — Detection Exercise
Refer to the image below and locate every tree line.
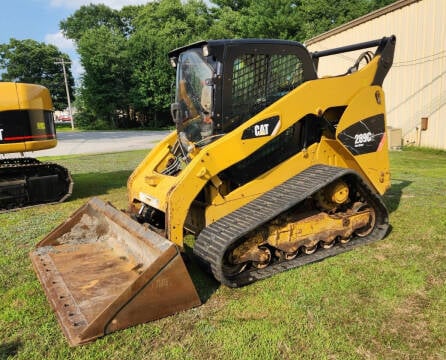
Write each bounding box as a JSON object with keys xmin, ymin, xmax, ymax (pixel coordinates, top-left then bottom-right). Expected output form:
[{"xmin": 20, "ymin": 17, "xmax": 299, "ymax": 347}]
[
  {"xmin": 0, "ymin": 39, "xmax": 75, "ymax": 112},
  {"xmin": 0, "ymin": 0, "xmax": 396, "ymax": 129}
]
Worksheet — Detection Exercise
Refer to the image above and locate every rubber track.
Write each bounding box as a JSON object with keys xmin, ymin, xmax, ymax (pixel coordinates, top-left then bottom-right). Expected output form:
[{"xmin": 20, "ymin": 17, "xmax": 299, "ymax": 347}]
[
  {"xmin": 194, "ymin": 164, "xmax": 389, "ymax": 287},
  {"xmin": 0, "ymin": 158, "xmax": 73, "ymax": 212}
]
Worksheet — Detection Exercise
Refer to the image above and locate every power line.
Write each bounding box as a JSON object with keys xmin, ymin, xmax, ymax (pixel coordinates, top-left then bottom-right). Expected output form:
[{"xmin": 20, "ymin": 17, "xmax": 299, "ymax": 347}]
[
  {"xmin": 393, "ymin": 51, "xmax": 446, "ymax": 67},
  {"xmin": 54, "ymin": 58, "xmax": 74, "ymax": 130}
]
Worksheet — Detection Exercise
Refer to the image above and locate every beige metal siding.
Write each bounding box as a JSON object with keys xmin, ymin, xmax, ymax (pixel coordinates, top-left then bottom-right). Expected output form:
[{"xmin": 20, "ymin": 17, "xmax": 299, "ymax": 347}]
[{"xmin": 306, "ymin": 0, "xmax": 446, "ymax": 149}]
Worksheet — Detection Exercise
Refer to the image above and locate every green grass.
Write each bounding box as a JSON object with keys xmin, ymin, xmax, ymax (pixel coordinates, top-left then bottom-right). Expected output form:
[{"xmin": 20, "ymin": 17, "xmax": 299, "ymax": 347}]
[{"xmin": 1, "ymin": 147, "xmax": 445, "ymax": 359}]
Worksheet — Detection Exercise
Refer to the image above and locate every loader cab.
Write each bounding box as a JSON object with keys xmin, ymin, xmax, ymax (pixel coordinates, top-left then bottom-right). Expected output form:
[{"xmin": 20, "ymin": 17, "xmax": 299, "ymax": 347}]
[{"xmin": 169, "ymin": 40, "xmax": 317, "ymax": 149}]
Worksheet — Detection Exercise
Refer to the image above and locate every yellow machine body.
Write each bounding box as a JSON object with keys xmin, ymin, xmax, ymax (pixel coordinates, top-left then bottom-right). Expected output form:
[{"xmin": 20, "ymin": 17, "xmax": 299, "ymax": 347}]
[
  {"xmin": 128, "ymin": 55, "xmax": 390, "ymax": 246},
  {"xmin": 0, "ymin": 82, "xmax": 72, "ymax": 211},
  {"xmin": 0, "ymin": 82, "xmax": 57, "ymax": 153},
  {"xmin": 31, "ymin": 36, "xmax": 395, "ymax": 345}
]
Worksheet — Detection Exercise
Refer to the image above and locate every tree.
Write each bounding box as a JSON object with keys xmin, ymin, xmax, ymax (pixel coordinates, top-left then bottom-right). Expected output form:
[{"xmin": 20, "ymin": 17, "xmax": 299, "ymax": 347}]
[
  {"xmin": 0, "ymin": 38, "xmax": 75, "ymax": 110},
  {"xmin": 61, "ymin": 3, "xmax": 148, "ymax": 128},
  {"xmin": 236, "ymin": 0, "xmax": 305, "ymax": 39},
  {"xmin": 60, "ymin": 4, "xmax": 126, "ymax": 42},
  {"xmin": 210, "ymin": 0, "xmax": 398, "ymax": 41},
  {"xmin": 298, "ymin": 0, "xmax": 368, "ymax": 39},
  {"xmin": 64, "ymin": 0, "xmax": 214, "ymax": 128},
  {"xmin": 59, "ymin": 0, "xmax": 399, "ymax": 129},
  {"xmin": 207, "ymin": 3, "xmax": 246, "ymax": 38},
  {"xmin": 77, "ymin": 26, "xmax": 132, "ymax": 127},
  {"xmin": 210, "ymin": 0, "xmax": 251, "ymax": 11},
  {"xmin": 128, "ymin": 0, "xmax": 213, "ymax": 127}
]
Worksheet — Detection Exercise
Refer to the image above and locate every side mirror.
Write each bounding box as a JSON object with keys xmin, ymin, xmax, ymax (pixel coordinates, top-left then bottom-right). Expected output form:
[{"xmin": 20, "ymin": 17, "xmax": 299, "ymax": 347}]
[{"xmin": 171, "ymin": 102, "xmax": 181, "ymax": 124}]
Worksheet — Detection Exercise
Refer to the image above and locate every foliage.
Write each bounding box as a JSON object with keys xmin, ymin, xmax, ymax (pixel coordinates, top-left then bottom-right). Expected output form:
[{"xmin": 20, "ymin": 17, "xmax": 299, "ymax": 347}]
[
  {"xmin": 0, "ymin": 39, "xmax": 75, "ymax": 110},
  {"xmin": 0, "ymin": 147, "xmax": 444, "ymax": 359},
  {"xmin": 127, "ymin": 0, "xmax": 212, "ymax": 128},
  {"xmin": 59, "ymin": 4, "xmax": 128, "ymax": 41},
  {"xmin": 77, "ymin": 26, "xmax": 132, "ymax": 128},
  {"xmin": 299, "ymin": 0, "xmax": 384, "ymax": 38},
  {"xmin": 237, "ymin": 0, "xmax": 305, "ymax": 39},
  {"xmin": 210, "ymin": 0, "xmax": 252, "ymax": 11},
  {"xmin": 1, "ymin": 0, "xmax": 396, "ymax": 129}
]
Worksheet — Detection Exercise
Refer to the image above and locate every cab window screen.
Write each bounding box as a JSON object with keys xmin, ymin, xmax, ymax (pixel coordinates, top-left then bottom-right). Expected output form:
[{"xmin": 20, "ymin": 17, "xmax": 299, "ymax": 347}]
[{"xmin": 227, "ymin": 54, "xmax": 304, "ymax": 132}]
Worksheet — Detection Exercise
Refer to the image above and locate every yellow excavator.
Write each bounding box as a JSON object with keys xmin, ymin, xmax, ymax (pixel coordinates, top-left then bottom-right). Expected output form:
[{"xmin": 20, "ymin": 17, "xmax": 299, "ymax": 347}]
[
  {"xmin": 30, "ymin": 35, "xmax": 396, "ymax": 346},
  {"xmin": 0, "ymin": 82, "xmax": 73, "ymax": 211}
]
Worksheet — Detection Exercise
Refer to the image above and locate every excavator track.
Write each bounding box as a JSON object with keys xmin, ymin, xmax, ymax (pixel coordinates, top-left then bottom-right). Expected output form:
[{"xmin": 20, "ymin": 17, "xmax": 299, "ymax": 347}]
[
  {"xmin": 0, "ymin": 158, "xmax": 73, "ymax": 212},
  {"xmin": 194, "ymin": 164, "xmax": 389, "ymax": 287}
]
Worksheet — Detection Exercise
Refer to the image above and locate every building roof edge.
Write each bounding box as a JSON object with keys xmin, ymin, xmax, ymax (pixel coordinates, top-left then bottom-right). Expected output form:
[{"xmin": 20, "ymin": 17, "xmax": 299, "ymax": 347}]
[{"xmin": 305, "ymin": 0, "xmax": 421, "ymax": 45}]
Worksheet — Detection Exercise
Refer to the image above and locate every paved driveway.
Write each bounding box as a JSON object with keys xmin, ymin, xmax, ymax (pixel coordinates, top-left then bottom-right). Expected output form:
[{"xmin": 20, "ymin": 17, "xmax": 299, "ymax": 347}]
[{"xmin": 25, "ymin": 130, "xmax": 172, "ymax": 157}]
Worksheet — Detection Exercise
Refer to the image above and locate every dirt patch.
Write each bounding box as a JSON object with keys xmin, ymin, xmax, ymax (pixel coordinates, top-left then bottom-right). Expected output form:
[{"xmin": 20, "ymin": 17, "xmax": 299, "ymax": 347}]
[
  {"xmin": 58, "ymin": 213, "xmax": 111, "ymax": 245},
  {"xmin": 34, "ymin": 214, "xmax": 113, "ymax": 256}
]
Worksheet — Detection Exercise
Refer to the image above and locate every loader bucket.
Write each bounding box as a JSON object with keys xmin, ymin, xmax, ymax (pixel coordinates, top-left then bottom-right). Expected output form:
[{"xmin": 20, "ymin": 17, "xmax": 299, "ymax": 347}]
[{"xmin": 30, "ymin": 197, "xmax": 201, "ymax": 346}]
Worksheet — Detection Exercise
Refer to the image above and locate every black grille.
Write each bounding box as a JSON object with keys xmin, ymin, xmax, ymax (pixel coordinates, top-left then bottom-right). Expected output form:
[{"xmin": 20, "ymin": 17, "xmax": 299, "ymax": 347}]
[{"xmin": 230, "ymin": 53, "xmax": 304, "ymax": 127}]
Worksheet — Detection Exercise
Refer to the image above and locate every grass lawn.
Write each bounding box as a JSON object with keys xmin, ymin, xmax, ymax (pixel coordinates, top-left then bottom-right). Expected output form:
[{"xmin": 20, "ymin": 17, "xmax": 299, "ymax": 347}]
[{"xmin": 0, "ymin": 148, "xmax": 445, "ymax": 359}]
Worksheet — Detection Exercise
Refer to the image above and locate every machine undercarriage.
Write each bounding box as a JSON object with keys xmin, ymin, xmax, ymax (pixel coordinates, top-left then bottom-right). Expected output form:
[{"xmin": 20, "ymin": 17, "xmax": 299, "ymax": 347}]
[
  {"xmin": 194, "ymin": 165, "xmax": 389, "ymax": 287},
  {"xmin": 0, "ymin": 157, "xmax": 73, "ymax": 212}
]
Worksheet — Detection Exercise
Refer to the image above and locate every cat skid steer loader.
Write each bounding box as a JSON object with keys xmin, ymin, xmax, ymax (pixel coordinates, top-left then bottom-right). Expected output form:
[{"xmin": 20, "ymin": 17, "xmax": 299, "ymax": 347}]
[{"xmin": 30, "ymin": 35, "xmax": 396, "ymax": 346}]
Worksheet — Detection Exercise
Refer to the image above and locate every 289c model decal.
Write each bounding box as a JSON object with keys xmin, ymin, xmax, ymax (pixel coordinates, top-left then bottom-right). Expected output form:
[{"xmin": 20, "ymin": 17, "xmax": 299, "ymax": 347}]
[
  {"xmin": 338, "ymin": 114, "xmax": 385, "ymax": 155},
  {"xmin": 354, "ymin": 132, "xmax": 373, "ymax": 147}
]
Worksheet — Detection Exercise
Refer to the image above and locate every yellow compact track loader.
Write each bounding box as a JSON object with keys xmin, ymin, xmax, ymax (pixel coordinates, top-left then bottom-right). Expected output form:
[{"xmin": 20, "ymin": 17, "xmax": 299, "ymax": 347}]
[
  {"xmin": 30, "ymin": 35, "xmax": 396, "ymax": 346},
  {"xmin": 0, "ymin": 82, "xmax": 72, "ymax": 211}
]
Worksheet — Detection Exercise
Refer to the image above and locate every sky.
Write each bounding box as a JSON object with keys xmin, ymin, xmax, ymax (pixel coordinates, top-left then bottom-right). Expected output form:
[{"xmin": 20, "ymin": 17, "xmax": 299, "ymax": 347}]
[{"xmin": 0, "ymin": 0, "xmax": 153, "ymax": 82}]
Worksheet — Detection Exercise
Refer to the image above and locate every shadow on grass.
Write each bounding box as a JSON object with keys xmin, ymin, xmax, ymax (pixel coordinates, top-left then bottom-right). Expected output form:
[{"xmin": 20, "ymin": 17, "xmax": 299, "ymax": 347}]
[
  {"xmin": 0, "ymin": 341, "xmax": 21, "ymax": 360},
  {"xmin": 70, "ymin": 170, "xmax": 132, "ymax": 199},
  {"xmin": 383, "ymin": 179, "xmax": 412, "ymax": 213},
  {"xmin": 183, "ymin": 244, "xmax": 220, "ymax": 303}
]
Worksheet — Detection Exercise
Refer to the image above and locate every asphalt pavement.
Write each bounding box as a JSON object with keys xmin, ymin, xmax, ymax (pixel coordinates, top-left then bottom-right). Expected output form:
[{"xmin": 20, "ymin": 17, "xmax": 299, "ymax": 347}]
[{"xmin": 24, "ymin": 130, "xmax": 172, "ymax": 157}]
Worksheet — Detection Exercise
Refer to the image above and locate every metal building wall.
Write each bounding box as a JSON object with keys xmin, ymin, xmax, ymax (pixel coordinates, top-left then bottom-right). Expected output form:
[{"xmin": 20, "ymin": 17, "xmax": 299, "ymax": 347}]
[{"xmin": 306, "ymin": 0, "xmax": 446, "ymax": 149}]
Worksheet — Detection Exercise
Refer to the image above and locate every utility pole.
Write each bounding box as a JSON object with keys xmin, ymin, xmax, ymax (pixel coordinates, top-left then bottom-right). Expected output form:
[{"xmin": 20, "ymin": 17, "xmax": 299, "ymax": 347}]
[{"xmin": 54, "ymin": 58, "xmax": 74, "ymax": 130}]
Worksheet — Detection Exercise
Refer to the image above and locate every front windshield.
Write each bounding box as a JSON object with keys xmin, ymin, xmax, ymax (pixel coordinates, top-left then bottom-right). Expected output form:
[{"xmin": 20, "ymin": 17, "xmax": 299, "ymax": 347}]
[{"xmin": 175, "ymin": 49, "xmax": 214, "ymax": 146}]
